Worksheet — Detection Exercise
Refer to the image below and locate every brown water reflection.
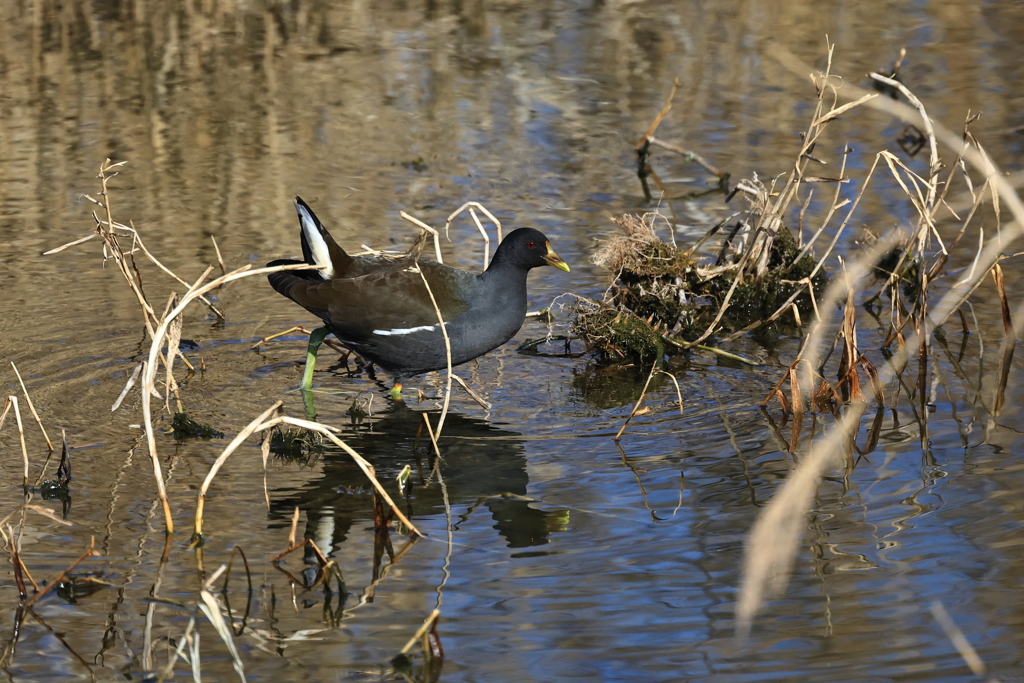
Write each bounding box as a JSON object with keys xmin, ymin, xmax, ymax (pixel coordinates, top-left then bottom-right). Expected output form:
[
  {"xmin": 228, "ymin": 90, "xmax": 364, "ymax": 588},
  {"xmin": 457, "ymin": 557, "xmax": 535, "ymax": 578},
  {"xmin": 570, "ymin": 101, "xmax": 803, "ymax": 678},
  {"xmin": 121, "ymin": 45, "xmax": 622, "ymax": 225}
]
[{"xmin": 2, "ymin": 0, "xmax": 1024, "ymax": 681}]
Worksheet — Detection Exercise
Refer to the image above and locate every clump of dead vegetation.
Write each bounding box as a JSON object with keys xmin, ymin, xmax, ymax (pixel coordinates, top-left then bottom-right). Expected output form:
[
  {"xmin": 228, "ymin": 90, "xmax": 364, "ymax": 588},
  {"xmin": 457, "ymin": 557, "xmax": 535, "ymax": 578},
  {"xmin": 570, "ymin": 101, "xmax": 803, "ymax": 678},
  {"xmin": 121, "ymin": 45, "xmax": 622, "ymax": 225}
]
[
  {"xmin": 573, "ymin": 189, "xmax": 829, "ymax": 361},
  {"xmin": 570, "ymin": 58, "xmax": 866, "ymax": 362}
]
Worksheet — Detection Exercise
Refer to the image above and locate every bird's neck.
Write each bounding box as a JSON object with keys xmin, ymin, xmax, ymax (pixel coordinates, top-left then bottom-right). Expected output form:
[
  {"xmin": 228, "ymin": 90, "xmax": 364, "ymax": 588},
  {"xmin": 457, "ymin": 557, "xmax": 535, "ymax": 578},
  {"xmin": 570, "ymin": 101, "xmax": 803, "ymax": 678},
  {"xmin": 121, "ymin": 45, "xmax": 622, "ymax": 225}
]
[
  {"xmin": 481, "ymin": 247, "xmax": 524, "ymax": 276},
  {"xmin": 479, "ymin": 257, "xmax": 530, "ymax": 301}
]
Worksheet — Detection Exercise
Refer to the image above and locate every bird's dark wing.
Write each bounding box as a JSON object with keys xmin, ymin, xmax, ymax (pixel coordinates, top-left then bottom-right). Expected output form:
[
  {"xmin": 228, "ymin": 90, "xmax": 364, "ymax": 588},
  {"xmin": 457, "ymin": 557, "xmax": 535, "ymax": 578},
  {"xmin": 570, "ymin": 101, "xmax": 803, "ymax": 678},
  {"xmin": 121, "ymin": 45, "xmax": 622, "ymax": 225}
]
[{"xmin": 273, "ymin": 259, "xmax": 473, "ymax": 340}]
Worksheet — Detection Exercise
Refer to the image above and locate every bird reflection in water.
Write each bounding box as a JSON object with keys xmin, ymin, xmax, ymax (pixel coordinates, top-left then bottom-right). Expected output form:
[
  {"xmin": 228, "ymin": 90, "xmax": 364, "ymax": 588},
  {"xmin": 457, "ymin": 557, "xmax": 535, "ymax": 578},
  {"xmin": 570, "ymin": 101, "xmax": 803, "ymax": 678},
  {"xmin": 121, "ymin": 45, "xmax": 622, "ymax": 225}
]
[{"xmin": 268, "ymin": 403, "xmax": 569, "ymax": 574}]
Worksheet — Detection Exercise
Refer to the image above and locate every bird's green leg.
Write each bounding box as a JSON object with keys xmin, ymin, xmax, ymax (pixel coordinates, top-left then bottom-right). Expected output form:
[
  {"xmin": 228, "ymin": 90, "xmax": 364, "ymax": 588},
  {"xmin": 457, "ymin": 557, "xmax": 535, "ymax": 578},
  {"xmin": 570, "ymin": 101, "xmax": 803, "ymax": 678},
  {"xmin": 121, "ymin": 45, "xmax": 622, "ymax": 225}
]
[
  {"xmin": 301, "ymin": 387, "xmax": 318, "ymax": 422},
  {"xmin": 300, "ymin": 327, "xmax": 329, "ymax": 421},
  {"xmin": 301, "ymin": 326, "xmax": 329, "ymax": 391}
]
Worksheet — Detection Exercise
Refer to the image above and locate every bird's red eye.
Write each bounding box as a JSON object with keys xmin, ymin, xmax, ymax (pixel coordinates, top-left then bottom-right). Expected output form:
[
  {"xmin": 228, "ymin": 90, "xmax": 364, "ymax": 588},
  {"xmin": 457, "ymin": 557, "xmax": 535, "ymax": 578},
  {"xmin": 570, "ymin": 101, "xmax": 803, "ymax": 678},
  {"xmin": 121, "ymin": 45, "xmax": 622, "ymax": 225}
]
[{"xmin": 526, "ymin": 240, "xmax": 537, "ymax": 249}]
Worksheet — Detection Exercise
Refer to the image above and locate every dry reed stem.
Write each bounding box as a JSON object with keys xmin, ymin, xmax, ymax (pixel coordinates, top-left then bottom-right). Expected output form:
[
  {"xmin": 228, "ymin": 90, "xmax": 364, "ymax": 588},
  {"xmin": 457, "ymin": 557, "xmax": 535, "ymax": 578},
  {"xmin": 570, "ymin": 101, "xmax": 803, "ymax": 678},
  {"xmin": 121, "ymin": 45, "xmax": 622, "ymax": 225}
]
[
  {"xmin": 445, "ymin": 202, "xmax": 503, "ymax": 269},
  {"xmin": 261, "ymin": 430, "xmax": 273, "ymax": 510},
  {"xmin": 614, "ymin": 360, "xmax": 659, "ymax": 441},
  {"xmin": 399, "ymin": 609, "xmax": 442, "ymax": 655},
  {"xmin": 211, "ymin": 235, "xmax": 227, "ymax": 276},
  {"xmin": 421, "ymin": 412, "xmax": 441, "ymax": 461},
  {"xmin": 269, "ymin": 538, "xmax": 330, "ymax": 566},
  {"xmin": 646, "ymin": 136, "xmax": 725, "ymax": 180},
  {"xmin": 47, "ymin": 160, "xmax": 223, "ymax": 320},
  {"xmin": 399, "ymin": 211, "xmax": 444, "ymax": 263},
  {"xmin": 5, "ymin": 522, "xmax": 40, "ymax": 595},
  {"xmin": 193, "ymin": 402, "xmax": 284, "ymax": 538},
  {"xmin": 250, "ymin": 325, "xmax": 350, "ymax": 356},
  {"xmin": 991, "ymin": 264, "xmax": 1012, "ymax": 335},
  {"xmin": 739, "ymin": 48, "xmax": 1024, "ymax": 635},
  {"xmin": 0, "ymin": 504, "xmax": 73, "ymax": 530},
  {"xmin": 9, "ymin": 397, "xmax": 29, "ymax": 488},
  {"xmin": 871, "ymin": 73, "xmax": 941, "ymax": 194},
  {"xmin": 10, "ymin": 363, "xmax": 52, "ymax": 452},
  {"xmin": 930, "ymin": 602, "xmax": 998, "ymax": 682},
  {"xmin": 154, "ymin": 615, "xmax": 197, "ymax": 683},
  {"xmin": 0, "ymin": 397, "xmax": 11, "ymax": 432},
  {"xmin": 810, "ymin": 92, "xmax": 879, "ymax": 126},
  {"xmin": 10, "ymin": 542, "xmax": 29, "ymax": 598},
  {"xmin": 111, "ymin": 362, "xmax": 143, "ymax": 412},
  {"xmin": 418, "ymin": 270, "xmax": 454, "ymax": 437},
  {"xmin": 197, "ymin": 567, "xmax": 246, "ymax": 682},
  {"xmin": 287, "ymin": 506, "xmax": 299, "ymax": 549},
  {"xmin": 163, "ymin": 293, "xmax": 184, "ymax": 412},
  {"xmin": 123, "ymin": 220, "xmax": 226, "ymax": 320},
  {"xmin": 23, "ymin": 537, "xmax": 98, "ymax": 609},
  {"xmin": 636, "ymin": 78, "xmax": 679, "ymax": 148},
  {"xmin": 451, "ymin": 374, "xmax": 491, "ymax": 410}
]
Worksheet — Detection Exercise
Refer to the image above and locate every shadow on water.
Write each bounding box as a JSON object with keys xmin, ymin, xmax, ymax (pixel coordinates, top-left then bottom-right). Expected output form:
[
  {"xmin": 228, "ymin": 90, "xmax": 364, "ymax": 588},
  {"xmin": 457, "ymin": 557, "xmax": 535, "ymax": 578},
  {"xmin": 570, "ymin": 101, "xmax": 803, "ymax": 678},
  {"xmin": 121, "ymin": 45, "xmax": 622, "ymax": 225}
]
[{"xmin": 270, "ymin": 404, "xmax": 567, "ymax": 553}]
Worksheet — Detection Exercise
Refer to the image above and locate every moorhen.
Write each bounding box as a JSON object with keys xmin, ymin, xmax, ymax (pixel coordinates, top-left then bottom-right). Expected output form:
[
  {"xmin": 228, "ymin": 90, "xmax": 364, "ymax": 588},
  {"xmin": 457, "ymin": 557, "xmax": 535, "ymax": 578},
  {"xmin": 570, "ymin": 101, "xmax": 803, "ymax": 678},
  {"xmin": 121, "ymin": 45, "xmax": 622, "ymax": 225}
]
[{"xmin": 267, "ymin": 198, "xmax": 570, "ymax": 396}]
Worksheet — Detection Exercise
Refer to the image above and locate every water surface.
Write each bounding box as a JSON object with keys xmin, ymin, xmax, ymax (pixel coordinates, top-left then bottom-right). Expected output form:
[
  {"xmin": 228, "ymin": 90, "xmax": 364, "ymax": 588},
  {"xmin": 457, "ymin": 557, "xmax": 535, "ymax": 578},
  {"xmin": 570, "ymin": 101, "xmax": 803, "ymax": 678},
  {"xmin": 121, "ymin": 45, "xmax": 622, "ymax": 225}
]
[{"xmin": 2, "ymin": 1, "xmax": 1024, "ymax": 681}]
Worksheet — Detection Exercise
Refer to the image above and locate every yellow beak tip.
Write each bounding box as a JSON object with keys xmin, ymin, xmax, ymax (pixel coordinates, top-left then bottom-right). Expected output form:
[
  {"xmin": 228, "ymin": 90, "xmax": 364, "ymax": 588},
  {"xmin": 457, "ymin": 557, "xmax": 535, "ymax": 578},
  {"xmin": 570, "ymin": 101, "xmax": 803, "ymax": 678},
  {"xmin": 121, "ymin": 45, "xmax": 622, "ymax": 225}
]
[{"xmin": 544, "ymin": 243, "xmax": 571, "ymax": 272}]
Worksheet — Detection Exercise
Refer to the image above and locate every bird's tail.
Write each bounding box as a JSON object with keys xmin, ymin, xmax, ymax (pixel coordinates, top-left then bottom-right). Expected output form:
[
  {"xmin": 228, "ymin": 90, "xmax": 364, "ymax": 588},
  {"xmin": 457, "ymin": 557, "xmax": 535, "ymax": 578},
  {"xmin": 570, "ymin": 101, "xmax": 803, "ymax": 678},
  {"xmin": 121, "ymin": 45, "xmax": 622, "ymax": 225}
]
[
  {"xmin": 295, "ymin": 196, "xmax": 350, "ymax": 280},
  {"xmin": 266, "ymin": 197, "xmax": 350, "ymax": 300}
]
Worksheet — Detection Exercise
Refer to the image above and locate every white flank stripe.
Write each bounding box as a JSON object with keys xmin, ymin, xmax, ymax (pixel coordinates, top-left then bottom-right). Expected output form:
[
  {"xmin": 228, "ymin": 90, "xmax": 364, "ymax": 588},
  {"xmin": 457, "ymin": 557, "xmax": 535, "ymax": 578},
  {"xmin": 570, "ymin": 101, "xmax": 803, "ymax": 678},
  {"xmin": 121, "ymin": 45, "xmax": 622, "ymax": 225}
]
[
  {"xmin": 372, "ymin": 324, "xmax": 443, "ymax": 336},
  {"xmin": 298, "ymin": 204, "xmax": 335, "ymax": 280}
]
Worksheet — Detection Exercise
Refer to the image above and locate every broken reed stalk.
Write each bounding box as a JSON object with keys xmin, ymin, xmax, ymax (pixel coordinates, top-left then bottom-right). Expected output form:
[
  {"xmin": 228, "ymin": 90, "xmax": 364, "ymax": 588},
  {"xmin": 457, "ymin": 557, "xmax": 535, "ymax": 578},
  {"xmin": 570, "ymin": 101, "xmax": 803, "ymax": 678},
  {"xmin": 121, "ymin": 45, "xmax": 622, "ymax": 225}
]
[
  {"xmin": 251, "ymin": 325, "xmax": 350, "ymax": 355},
  {"xmin": 3, "ymin": 523, "xmax": 40, "ymax": 593},
  {"xmin": 445, "ymin": 201, "xmax": 503, "ymax": 270},
  {"xmin": 930, "ymin": 602, "xmax": 996, "ymax": 681},
  {"xmin": 111, "ymin": 362, "xmax": 143, "ymax": 413},
  {"xmin": 270, "ymin": 537, "xmax": 330, "ymax": 565},
  {"xmin": 140, "ymin": 262, "xmax": 321, "ymax": 534},
  {"xmin": 614, "ymin": 360, "xmax": 659, "ymax": 441},
  {"xmin": 9, "ymin": 397, "xmax": 29, "ymax": 489},
  {"xmin": 399, "ymin": 211, "xmax": 444, "ymax": 263},
  {"xmin": 287, "ymin": 506, "xmax": 299, "ymax": 548},
  {"xmin": 196, "ymin": 564, "xmax": 246, "ymax": 682},
  {"xmin": 22, "ymin": 536, "xmax": 98, "ymax": 609},
  {"xmin": 451, "ymin": 374, "xmax": 492, "ymax": 410},
  {"xmin": 193, "ymin": 402, "xmax": 284, "ymax": 539},
  {"xmin": 738, "ymin": 47, "xmax": 1024, "ymax": 635},
  {"xmin": 0, "ymin": 505, "xmax": 73, "ymax": 531},
  {"xmin": 211, "ymin": 235, "xmax": 227, "ymax": 276},
  {"xmin": 399, "ymin": 608, "xmax": 442, "ymax": 655},
  {"xmin": 154, "ymin": 615, "xmax": 197, "ymax": 683},
  {"xmin": 10, "ymin": 363, "xmax": 53, "ymax": 452},
  {"xmin": 10, "ymin": 538, "xmax": 27, "ymax": 601}
]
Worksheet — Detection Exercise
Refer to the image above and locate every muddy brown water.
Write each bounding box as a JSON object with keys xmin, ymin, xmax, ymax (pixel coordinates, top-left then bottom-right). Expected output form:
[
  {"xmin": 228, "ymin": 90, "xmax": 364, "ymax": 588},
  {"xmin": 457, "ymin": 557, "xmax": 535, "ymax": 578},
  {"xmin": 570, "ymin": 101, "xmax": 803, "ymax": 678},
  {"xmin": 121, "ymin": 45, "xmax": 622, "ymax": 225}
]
[{"xmin": 2, "ymin": 1, "xmax": 1024, "ymax": 681}]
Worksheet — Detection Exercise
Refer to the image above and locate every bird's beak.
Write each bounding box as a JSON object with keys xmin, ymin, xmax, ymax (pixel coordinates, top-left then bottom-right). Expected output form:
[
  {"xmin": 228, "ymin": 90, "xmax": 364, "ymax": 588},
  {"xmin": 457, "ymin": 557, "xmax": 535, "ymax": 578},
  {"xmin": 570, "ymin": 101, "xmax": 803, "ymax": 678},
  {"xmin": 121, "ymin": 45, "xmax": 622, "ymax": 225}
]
[{"xmin": 543, "ymin": 242, "xmax": 571, "ymax": 272}]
